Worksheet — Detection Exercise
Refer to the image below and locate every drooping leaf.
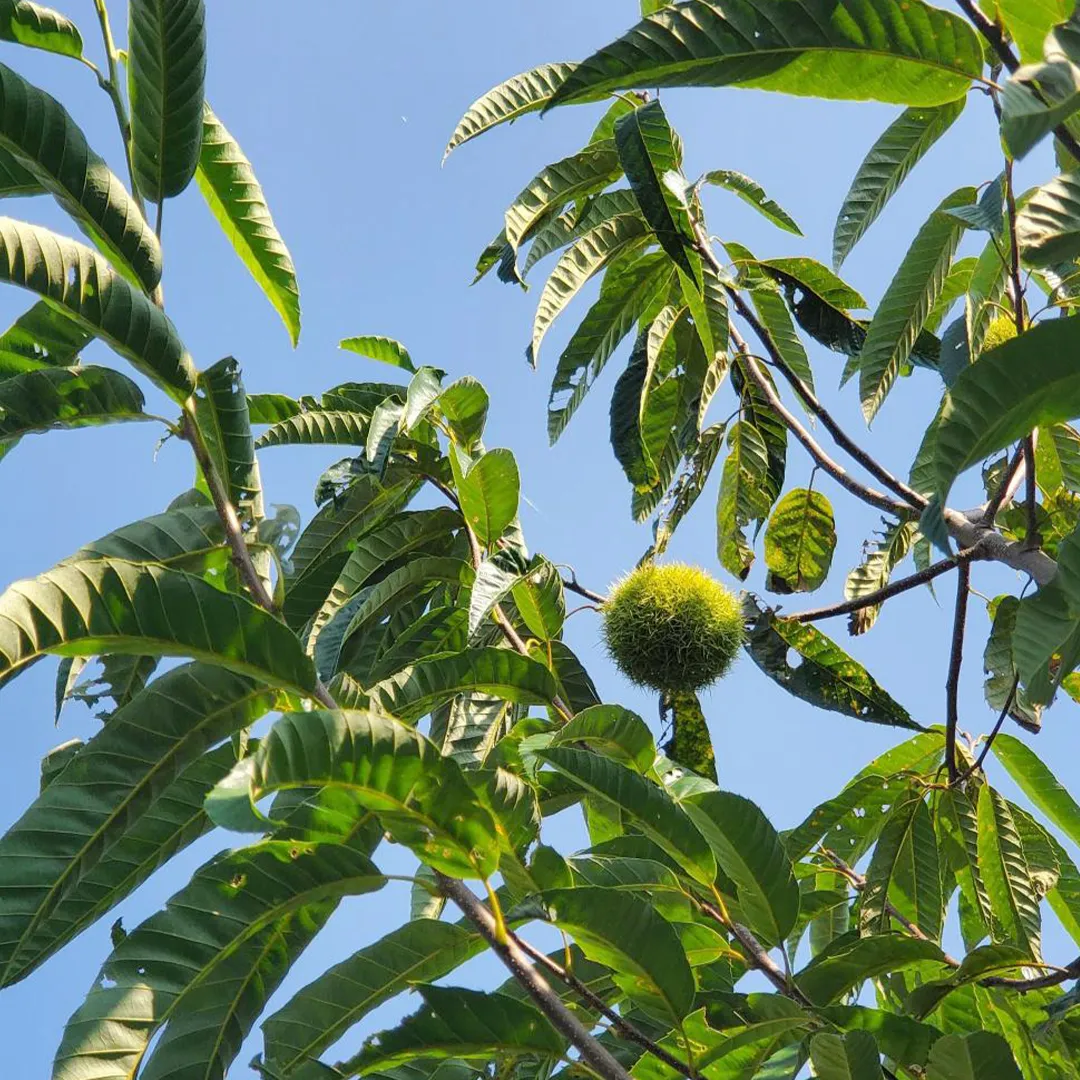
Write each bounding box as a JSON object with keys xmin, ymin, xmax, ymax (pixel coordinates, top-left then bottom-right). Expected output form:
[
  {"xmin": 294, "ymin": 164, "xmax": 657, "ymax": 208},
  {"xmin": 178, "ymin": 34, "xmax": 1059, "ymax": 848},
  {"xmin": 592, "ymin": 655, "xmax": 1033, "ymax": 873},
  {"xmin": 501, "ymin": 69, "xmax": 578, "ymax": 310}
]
[
  {"xmin": 529, "ymin": 212, "xmax": 650, "ymax": 365},
  {"xmin": 715, "ymin": 420, "xmax": 771, "ymax": 580},
  {"xmin": 511, "ymin": 559, "xmax": 565, "ymax": 642},
  {"xmin": 0, "ymin": 218, "xmax": 196, "ymax": 400},
  {"xmin": 552, "ymin": 705, "xmax": 655, "ymax": 773},
  {"xmin": 683, "ymin": 790, "xmax": 800, "ymax": 944},
  {"xmin": 340, "ymin": 336, "xmax": 415, "ymax": 373},
  {"xmin": 369, "ymin": 649, "xmax": 559, "ymax": 725},
  {"xmin": 523, "ymin": 188, "xmax": 641, "ymax": 277},
  {"xmin": 208, "ymin": 709, "xmax": 500, "ymax": 879},
  {"xmin": 444, "ymin": 63, "xmax": 586, "ymax": 159},
  {"xmin": 0, "ymin": 365, "xmax": 147, "ymax": 441},
  {"xmin": 0, "ymin": 62, "xmax": 162, "ymax": 292},
  {"xmin": 547, "ymin": 1, "xmax": 983, "ymax": 110},
  {"xmin": 859, "ymin": 187, "xmax": 975, "ymax": 422},
  {"xmin": 744, "ymin": 597, "xmax": 917, "ymax": 728},
  {"xmin": 128, "ymin": 0, "xmax": 207, "ymax": 201},
  {"xmin": 197, "ymin": 104, "xmax": 300, "ymax": 345},
  {"xmin": 538, "ymin": 886, "xmax": 695, "ymax": 1021},
  {"xmin": 0, "ymin": 663, "xmax": 273, "ymax": 987},
  {"xmin": 704, "ymin": 169, "xmax": 802, "ymax": 235},
  {"xmin": 339, "ymin": 986, "xmax": 564, "ymax": 1074},
  {"xmin": 52, "ymin": 840, "xmax": 384, "ymax": 1080},
  {"xmin": 834, "ymin": 100, "xmax": 966, "ymax": 268},
  {"xmin": 614, "ymin": 101, "xmax": 695, "ymax": 279},
  {"xmin": 456, "ymin": 448, "xmax": 520, "ymax": 547},
  {"xmin": 976, "ymin": 784, "xmax": 1042, "ymax": 959},
  {"xmin": 0, "ymin": 1, "xmax": 82, "ymax": 58},
  {"xmin": 983, "ymin": 597, "xmax": 1042, "ymax": 732},
  {"xmin": 843, "ymin": 520, "xmax": 917, "ymax": 635},
  {"xmin": 993, "ymin": 734, "xmax": 1080, "ymax": 847},
  {"xmin": 998, "ymin": 0, "xmax": 1071, "ymax": 64},
  {"xmin": 0, "ymin": 558, "xmax": 316, "ymax": 693},
  {"xmin": 763, "ymin": 487, "xmax": 836, "ymax": 594},
  {"xmin": 1017, "ymin": 170, "xmax": 1080, "ymax": 267},
  {"xmin": 537, "ymin": 746, "xmax": 716, "ymax": 885},
  {"xmin": 263, "ymin": 920, "xmax": 485, "ymax": 1074},
  {"xmin": 504, "ymin": 142, "xmax": 622, "ymax": 253}
]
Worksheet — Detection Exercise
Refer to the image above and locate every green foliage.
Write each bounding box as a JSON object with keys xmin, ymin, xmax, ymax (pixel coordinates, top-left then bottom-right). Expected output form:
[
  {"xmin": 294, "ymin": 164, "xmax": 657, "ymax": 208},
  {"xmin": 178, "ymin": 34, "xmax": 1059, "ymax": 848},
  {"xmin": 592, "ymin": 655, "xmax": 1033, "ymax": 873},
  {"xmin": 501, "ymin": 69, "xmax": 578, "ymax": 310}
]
[
  {"xmin": 8, "ymin": 5, "xmax": 1080, "ymax": 1080},
  {"xmin": 601, "ymin": 562, "xmax": 744, "ymax": 692}
]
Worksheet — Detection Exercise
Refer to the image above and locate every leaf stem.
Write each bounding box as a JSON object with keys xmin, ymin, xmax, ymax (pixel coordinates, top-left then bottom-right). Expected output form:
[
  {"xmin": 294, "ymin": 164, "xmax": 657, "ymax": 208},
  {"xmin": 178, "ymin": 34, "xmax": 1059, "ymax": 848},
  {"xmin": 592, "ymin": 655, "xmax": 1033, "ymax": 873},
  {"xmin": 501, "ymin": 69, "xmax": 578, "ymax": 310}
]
[
  {"xmin": 436, "ymin": 874, "xmax": 633, "ymax": 1080},
  {"xmin": 945, "ymin": 562, "xmax": 972, "ymax": 783},
  {"xmin": 957, "ymin": 676, "xmax": 1018, "ymax": 783}
]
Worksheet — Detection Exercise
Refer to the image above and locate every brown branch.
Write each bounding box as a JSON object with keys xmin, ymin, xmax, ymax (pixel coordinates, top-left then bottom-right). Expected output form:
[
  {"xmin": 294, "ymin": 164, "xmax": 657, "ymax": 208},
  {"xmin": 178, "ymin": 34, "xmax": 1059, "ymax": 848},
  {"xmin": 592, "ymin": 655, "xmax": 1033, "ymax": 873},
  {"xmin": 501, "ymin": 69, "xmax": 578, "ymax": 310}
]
[
  {"xmin": 790, "ymin": 551, "xmax": 973, "ymax": 624},
  {"xmin": 1023, "ymin": 433, "xmax": 1041, "ymax": 549},
  {"xmin": 564, "ymin": 575, "xmax": 608, "ymax": 606},
  {"xmin": 945, "ymin": 563, "xmax": 972, "ymax": 783},
  {"xmin": 437, "ymin": 875, "xmax": 633, "ymax": 1080},
  {"xmin": 515, "ymin": 937, "xmax": 695, "ymax": 1079},
  {"xmin": 956, "ymin": 0, "xmax": 1080, "ymax": 161},
  {"xmin": 983, "ymin": 445, "xmax": 1026, "ymax": 525},
  {"xmin": 730, "ymin": 332, "xmax": 909, "ymax": 517}
]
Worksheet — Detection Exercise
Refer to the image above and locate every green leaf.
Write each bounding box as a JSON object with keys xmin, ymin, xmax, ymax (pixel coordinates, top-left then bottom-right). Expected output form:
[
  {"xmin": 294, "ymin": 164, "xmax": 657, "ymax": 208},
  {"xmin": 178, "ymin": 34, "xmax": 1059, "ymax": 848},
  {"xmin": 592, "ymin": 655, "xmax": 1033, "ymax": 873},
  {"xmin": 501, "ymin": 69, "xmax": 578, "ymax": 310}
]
[
  {"xmin": 923, "ymin": 315, "xmax": 1080, "ymax": 506},
  {"xmin": 615, "ymin": 101, "xmax": 695, "ymax": 279},
  {"xmin": 444, "ymin": 63, "xmax": 587, "ymax": 160},
  {"xmin": 369, "ymin": 649, "xmax": 559, "ymax": 725},
  {"xmin": 0, "ymin": 365, "xmax": 146, "ymax": 440},
  {"xmin": 529, "ymin": 211, "xmax": 650, "ymax": 365},
  {"xmin": 547, "ymin": 0, "xmax": 983, "ymax": 110},
  {"xmin": 52, "ymin": 840, "xmax": 384, "ymax": 1080},
  {"xmin": 859, "ymin": 187, "xmax": 975, "ymax": 422},
  {"xmin": 992, "ymin": 734, "xmax": 1080, "ymax": 847},
  {"xmin": 548, "ymin": 251, "xmax": 673, "ymax": 443},
  {"xmin": 257, "ymin": 410, "xmax": 369, "ymax": 450},
  {"xmin": 834, "ymin": 100, "xmax": 966, "ymax": 268},
  {"xmin": 0, "ymin": 1, "xmax": 82, "ymax": 58},
  {"xmin": 860, "ymin": 796, "xmax": 942, "ymax": 941},
  {"xmin": 682, "ymin": 790, "xmax": 800, "ymax": 944},
  {"xmin": 511, "ymin": 559, "xmax": 565, "ymax": 641},
  {"xmin": 0, "ymin": 218, "xmax": 195, "ymax": 400},
  {"xmin": 197, "ymin": 104, "xmax": 301, "ymax": 345},
  {"xmin": 537, "ymin": 746, "xmax": 716, "ymax": 885},
  {"xmin": 523, "ymin": 188, "xmax": 641, "ymax": 277},
  {"xmin": 128, "ymin": 0, "xmax": 206, "ymax": 201},
  {"xmin": 763, "ymin": 487, "xmax": 836, "ymax": 594},
  {"xmin": 704, "ymin": 169, "xmax": 802, "ymax": 235},
  {"xmin": 456, "ymin": 448, "xmax": 520, "ymax": 546},
  {"xmin": 437, "ymin": 377, "xmax": 489, "ymax": 450},
  {"xmin": 0, "ymin": 62, "xmax": 163, "ymax": 292},
  {"xmin": 340, "ymin": 986, "xmax": 564, "ymax": 1074},
  {"xmin": 551, "ymin": 705, "xmax": 655, "ymax": 773},
  {"xmin": 469, "ymin": 551, "xmax": 527, "ymax": 639},
  {"xmin": 404, "ymin": 367, "xmax": 446, "ymax": 433},
  {"xmin": 209, "ymin": 709, "xmax": 499, "ymax": 879},
  {"xmin": 194, "ymin": 355, "xmax": 264, "ymax": 522},
  {"xmin": 263, "ymin": 920, "xmax": 485, "ymax": 1074},
  {"xmin": 538, "ymin": 886, "xmax": 694, "ymax": 1021},
  {"xmin": 744, "ymin": 597, "xmax": 917, "ymax": 728},
  {"xmin": 0, "ymin": 301, "xmax": 90, "ymax": 380},
  {"xmin": 843, "ymin": 520, "xmax": 917, "ymax": 635},
  {"xmin": 66, "ymin": 504, "xmax": 224, "ymax": 568},
  {"xmin": 340, "ymin": 336, "xmax": 416, "ymax": 373},
  {"xmin": 0, "ymin": 558, "xmax": 316, "ymax": 693},
  {"xmin": 998, "ymin": 0, "xmax": 1070, "ymax": 64},
  {"xmin": 795, "ymin": 932, "xmax": 946, "ymax": 1006},
  {"xmin": 1017, "ymin": 171, "xmax": 1080, "ymax": 266},
  {"xmin": 809, "ymin": 1031, "xmax": 884, "ymax": 1080},
  {"xmin": 504, "ymin": 143, "xmax": 622, "ymax": 253},
  {"xmin": 0, "ymin": 663, "xmax": 273, "ymax": 987},
  {"xmin": 976, "ymin": 784, "xmax": 1041, "ymax": 958},
  {"xmin": 926, "ymin": 1032, "xmax": 1023, "ymax": 1080},
  {"xmin": 310, "ymin": 508, "xmax": 461, "ymax": 651},
  {"xmin": 938, "ymin": 789, "xmax": 995, "ymax": 943},
  {"xmin": 715, "ymin": 420, "xmax": 771, "ymax": 580}
]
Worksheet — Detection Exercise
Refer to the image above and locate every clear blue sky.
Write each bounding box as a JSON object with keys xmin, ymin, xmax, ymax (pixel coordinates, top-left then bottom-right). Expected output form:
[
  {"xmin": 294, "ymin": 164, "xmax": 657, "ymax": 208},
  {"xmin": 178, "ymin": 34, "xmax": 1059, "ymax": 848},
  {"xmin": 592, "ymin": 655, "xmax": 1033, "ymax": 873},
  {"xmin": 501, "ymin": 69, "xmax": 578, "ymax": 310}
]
[{"xmin": 1, "ymin": 2, "xmax": 1076, "ymax": 1075}]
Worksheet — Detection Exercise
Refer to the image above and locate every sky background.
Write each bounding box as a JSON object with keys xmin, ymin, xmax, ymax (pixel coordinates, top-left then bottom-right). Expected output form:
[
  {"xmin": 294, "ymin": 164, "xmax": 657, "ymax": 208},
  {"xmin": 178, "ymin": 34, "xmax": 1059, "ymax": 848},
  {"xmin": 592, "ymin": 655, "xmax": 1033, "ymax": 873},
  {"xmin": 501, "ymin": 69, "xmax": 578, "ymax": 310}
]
[{"xmin": 1, "ymin": 2, "xmax": 1078, "ymax": 1076}]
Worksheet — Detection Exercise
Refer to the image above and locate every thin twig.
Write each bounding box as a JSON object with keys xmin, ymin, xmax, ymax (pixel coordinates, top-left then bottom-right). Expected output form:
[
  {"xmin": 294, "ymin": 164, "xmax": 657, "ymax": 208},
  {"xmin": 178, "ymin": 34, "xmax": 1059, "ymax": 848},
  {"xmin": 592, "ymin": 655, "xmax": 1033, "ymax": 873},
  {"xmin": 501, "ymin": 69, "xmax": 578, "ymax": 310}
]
[
  {"xmin": 790, "ymin": 551, "xmax": 973, "ymax": 624},
  {"xmin": 515, "ymin": 937, "xmax": 695, "ymax": 1079},
  {"xmin": 982, "ymin": 445, "xmax": 1026, "ymax": 525},
  {"xmin": 957, "ymin": 676, "xmax": 1019, "ymax": 784},
  {"xmin": 945, "ymin": 563, "xmax": 972, "ymax": 783},
  {"xmin": 437, "ymin": 875, "xmax": 633, "ymax": 1080},
  {"xmin": 730, "ymin": 332, "xmax": 910, "ymax": 517},
  {"xmin": 564, "ymin": 575, "xmax": 608, "ymax": 606}
]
